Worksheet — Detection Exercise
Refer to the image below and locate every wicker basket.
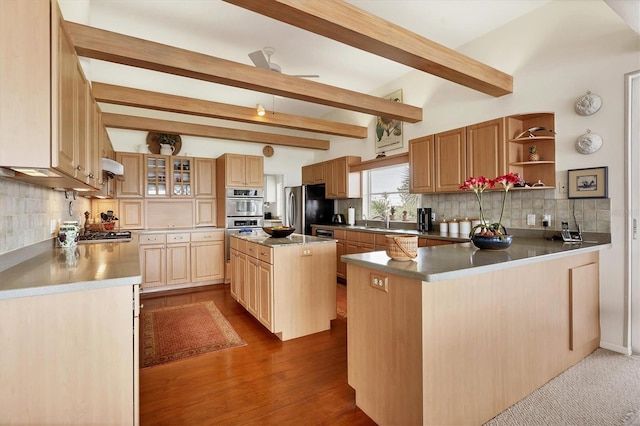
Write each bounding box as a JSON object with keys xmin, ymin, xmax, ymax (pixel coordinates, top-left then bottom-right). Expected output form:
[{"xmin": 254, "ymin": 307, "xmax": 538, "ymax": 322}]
[{"xmin": 385, "ymin": 235, "xmax": 418, "ymax": 261}]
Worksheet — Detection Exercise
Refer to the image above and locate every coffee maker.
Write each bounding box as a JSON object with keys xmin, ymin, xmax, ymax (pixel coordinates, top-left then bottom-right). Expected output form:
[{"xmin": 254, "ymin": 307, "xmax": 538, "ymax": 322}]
[{"xmin": 417, "ymin": 208, "xmax": 432, "ymax": 233}]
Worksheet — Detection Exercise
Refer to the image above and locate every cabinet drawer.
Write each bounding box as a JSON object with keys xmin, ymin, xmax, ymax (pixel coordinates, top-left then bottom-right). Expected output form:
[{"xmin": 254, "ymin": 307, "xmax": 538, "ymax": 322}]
[
  {"xmin": 245, "ymin": 241, "xmax": 259, "ymax": 258},
  {"xmin": 255, "ymin": 246, "xmax": 273, "ymax": 264},
  {"xmin": 230, "ymin": 236, "xmax": 246, "ymax": 251},
  {"xmin": 333, "ymin": 229, "xmax": 347, "ymax": 239},
  {"xmin": 166, "ymin": 232, "xmax": 190, "ymax": 243},
  {"xmin": 191, "ymin": 231, "xmax": 224, "ymax": 242},
  {"xmin": 347, "ymin": 230, "xmax": 376, "ymax": 244},
  {"xmin": 139, "ymin": 233, "xmax": 166, "ymax": 245}
]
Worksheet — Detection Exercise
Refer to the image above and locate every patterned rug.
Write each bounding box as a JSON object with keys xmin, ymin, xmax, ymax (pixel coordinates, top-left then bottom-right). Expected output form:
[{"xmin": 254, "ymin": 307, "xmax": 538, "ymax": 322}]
[
  {"xmin": 141, "ymin": 301, "xmax": 246, "ymax": 368},
  {"xmin": 337, "ymin": 283, "xmax": 347, "ymax": 319}
]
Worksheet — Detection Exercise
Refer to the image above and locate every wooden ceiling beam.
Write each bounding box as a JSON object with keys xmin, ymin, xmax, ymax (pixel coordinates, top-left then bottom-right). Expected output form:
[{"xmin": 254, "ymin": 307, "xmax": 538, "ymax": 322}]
[
  {"xmin": 223, "ymin": 0, "xmax": 513, "ymax": 97},
  {"xmin": 65, "ymin": 21, "xmax": 422, "ymax": 123},
  {"xmin": 92, "ymin": 83, "xmax": 367, "ymax": 139},
  {"xmin": 101, "ymin": 113, "xmax": 331, "ymax": 150}
]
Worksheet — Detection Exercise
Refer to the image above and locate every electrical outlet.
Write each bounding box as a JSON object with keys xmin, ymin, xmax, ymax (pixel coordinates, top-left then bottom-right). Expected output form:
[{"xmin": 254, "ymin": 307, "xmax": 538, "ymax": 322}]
[
  {"xmin": 527, "ymin": 214, "xmax": 536, "ymax": 226},
  {"xmin": 558, "ymin": 179, "xmax": 568, "ymax": 194},
  {"xmin": 543, "ymin": 214, "xmax": 551, "ymax": 227}
]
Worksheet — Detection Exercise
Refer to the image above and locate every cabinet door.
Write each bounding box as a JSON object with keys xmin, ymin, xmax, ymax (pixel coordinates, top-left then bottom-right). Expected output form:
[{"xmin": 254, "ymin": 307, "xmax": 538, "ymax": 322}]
[
  {"xmin": 301, "ymin": 164, "xmax": 314, "ymax": 184},
  {"xmin": 166, "ymin": 243, "xmax": 191, "ymax": 285},
  {"xmin": 336, "ymin": 239, "xmax": 346, "ymax": 279},
  {"xmin": 230, "ymin": 249, "xmax": 240, "ymax": 301},
  {"xmin": 466, "ymin": 118, "xmax": 506, "ymax": 179},
  {"xmin": 118, "ymin": 199, "xmax": 144, "ymax": 229},
  {"xmin": 246, "ymin": 259, "xmax": 259, "ymax": 316},
  {"xmin": 245, "ymin": 155, "xmax": 264, "ymax": 187},
  {"xmin": 312, "ymin": 162, "xmax": 326, "ymax": 184},
  {"xmin": 333, "ymin": 157, "xmax": 348, "ymax": 198},
  {"xmin": 258, "ymin": 260, "xmax": 273, "ymax": 330},
  {"xmin": 140, "ymin": 244, "xmax": 166, "ymax": 289},
  {"xmin": 170, "ymin": 157, "xmax": 193, "ymax": 197},
  {"xmin": 194, "ymin": 158, "xmax": 216, "ymax": 197},
  {"xmin": 116, "ymin": 153, "xmax": 144, "ymax": 197},
  {"xmin": 75, "ymin": 63, "xmax": 89, "ymax": 183},
  {"xmin": 55, "ymin": 18, "xmax": 77, "ymax": 178},
  {"xmin": 237, "ymin": 252, "xmax": 247, "ymax": 306},
  {"xmin": 191, "ymin": 241, "xmax": 224, "ymax": 282},
  {"xmin": 409, "ymin": 135, "xmax": 435, "ymax": 193},
  {"xmin": 225, "ymin": 154, "xmax": 247, "ymax": 187},
  {"xmin": 195, "ymin": 199, "xmax": 216, "ymax": 227},
  {"xmin": 144, "ymin": 155, "xmax": 170, "ymax": 197},
  {"xmin": 435, "ymin": 127, "xmax": 466, "ymax": 192}
]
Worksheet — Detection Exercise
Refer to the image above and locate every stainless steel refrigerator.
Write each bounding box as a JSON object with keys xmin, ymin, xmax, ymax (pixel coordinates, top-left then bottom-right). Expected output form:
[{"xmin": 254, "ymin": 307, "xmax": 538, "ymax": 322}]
[{"xmin": 285, "ymin": 184, "xmax": 334, "ymax": 235}]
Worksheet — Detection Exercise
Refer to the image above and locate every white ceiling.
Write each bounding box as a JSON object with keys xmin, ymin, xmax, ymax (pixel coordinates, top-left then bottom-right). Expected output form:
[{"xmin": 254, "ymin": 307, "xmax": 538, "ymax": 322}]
[{"xmin": 60, "ymin": 0, "xmax": 556, "ymax": 120}]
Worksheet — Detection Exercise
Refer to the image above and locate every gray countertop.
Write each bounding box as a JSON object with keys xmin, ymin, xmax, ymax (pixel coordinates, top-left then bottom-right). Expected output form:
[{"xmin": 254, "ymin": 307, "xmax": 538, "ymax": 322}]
[
  {"xmin": 342, "ymin": 237, "xmax": 611, "ymax": 282},
  {"xmin": 311, "ymin": 224, "xmax": 469, "ymax": 242},
  {"xmin": 232, "ymin": 232, "xmax": 335, "ymax": 247},
  {"xmin": 0, "ymin": 236, "xmax": 141, "ymax": 300}
]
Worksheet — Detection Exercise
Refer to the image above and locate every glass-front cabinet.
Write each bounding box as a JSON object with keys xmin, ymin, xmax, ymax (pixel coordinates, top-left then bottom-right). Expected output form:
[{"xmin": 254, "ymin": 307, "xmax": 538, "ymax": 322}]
[
  {"xmin": 145, "ymin": 155, "xmax": 193, "ymax": 197},
  {"xmin": 145, "ymin": 155, "xmax": 169, "ymax": 197},
  {"xmin": 171, "ymin": 157, "xmax": 192, "ymax": 197}
]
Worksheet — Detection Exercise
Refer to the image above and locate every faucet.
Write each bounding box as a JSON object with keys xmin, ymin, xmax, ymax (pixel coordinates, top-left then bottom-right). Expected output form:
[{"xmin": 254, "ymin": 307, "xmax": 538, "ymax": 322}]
[
  {"xmin": 369, "ymin": 214, "xmax": 390, "ymax": 229},
  {"xmin": 386, "ymin": 214, "xmax": 390, "ymax": 229},
  {"xmin": 363, "ymin": 214, "xmax": 367, "ymax": 227}
]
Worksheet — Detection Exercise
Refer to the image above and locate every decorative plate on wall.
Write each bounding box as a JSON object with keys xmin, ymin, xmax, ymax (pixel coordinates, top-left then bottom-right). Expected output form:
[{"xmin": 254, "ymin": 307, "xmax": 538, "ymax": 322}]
[
  {"xmin": 575, "ymin": 130, "xmax": 603, "ymax": 155},
  {"xmin": 574, "ymin": 91, "xmax": 602, "ymax": 116},
  {"xmin": 146, "ymin": 132, "xmax": 182, "ymax": 156}
]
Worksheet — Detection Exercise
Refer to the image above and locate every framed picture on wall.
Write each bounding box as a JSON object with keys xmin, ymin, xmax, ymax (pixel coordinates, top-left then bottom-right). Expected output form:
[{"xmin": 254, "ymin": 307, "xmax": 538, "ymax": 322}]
[
  {"xmin": 375, "ymin": 90, "xmax": 403, "ymax": 154},
  {"xmin": 568, "ymin": 166, "xmax": 608, "ymax": 199}
]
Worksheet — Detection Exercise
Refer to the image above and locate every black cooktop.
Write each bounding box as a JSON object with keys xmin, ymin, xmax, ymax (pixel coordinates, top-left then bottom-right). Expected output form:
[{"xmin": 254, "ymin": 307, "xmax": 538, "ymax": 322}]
[{"xmin": 78, "ymin": 231, "xmax": 132, "ymax": 241}]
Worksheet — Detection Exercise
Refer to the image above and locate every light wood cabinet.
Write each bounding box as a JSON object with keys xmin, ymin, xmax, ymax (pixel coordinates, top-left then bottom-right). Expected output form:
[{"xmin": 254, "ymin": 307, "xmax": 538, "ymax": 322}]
[
  {"xmin": 116, "ymin": 152, "xmax": 144, "ymax": 198},
  {"xmin": 507, "ymin": 113, "xmax": 556, "ymax": 188},
  {"xmin": 195, "ymin": 199, "xmax": 216, "ymax": 227},
  {"xmin": 145, "ymin": 155, "xmax": 194, "ymax": 198},
  {"xmin": 334, "ymin": 229, "xmax": 347, "ymax": 281},
  {"xmin": 216, "ymin": 153, "xmax": 264, "ymax": 188},
  {"xmin": 139, "ymin": 234, "xmax": 167, "ymax": 289},
  {"xmin": 434, "ymin": 127, "xmax": 467, "ymax": 192},
  {"xmin": 230, "ymin": 236, "xmax": 336, "ymax": 341},
  {"xmin": 194, "ymin": 158, "xmax": 216, "ymax": 197},
  {"xmin": 0, "ymin": 285, "xmax": 139, "ymax": 425},
  {"xmin": 325, "ymin": 156, "xmax": 361, "ymax": 199},
  {"xmin": 409, "ymin": 135, "xmax": 435, "ymax": 193},
  {"xmin": 466, "ymin": 117, "xmax": 507, "ymax": 179},
  {"xmin": 119, "ymin": 199, "xmax": 144, "ymax": 229},
  {"xmin": 302, "ymin": 162, "xmax": 326, "ymax": 185},
  {"xmin": 190, "ymin": 231, "xmax": 225, "ymax": 283},
  {"xmin": 145, "ymin": 200, "xmax": 194, "ymax": 229},
  {"xmin": 166, "ymin": 233, "xmax": 191, "ymax": 286}
]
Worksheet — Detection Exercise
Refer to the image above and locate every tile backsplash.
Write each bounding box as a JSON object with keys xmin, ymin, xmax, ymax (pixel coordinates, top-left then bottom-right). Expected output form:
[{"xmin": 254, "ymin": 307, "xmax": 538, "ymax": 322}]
[
  {"xmin": 337, "ymin": 189, "xmax": 611, "ymax": 233},
  {"xmin": 0, "ymin": 178, "xmax": 91, "ymax": 255}
]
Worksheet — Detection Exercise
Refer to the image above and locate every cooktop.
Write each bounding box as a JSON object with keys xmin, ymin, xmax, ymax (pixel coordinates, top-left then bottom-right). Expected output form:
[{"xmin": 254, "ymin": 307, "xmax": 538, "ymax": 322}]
[{"xmin": 78, "ymin": 231, "xmax": 132, "ymax": 242}]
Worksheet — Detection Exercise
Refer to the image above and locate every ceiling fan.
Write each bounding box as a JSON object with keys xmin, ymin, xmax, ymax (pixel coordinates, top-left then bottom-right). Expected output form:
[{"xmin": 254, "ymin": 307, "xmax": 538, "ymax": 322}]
[{"xmin": 248, "ymin": 46, "xmax": 319, "ymax": 79}]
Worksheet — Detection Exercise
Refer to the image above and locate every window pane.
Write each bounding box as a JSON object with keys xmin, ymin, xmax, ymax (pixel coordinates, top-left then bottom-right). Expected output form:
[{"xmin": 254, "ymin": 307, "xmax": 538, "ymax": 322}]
[{"xmin": 364, "ymin": 164, "xmax": 420, "ymax": 221}]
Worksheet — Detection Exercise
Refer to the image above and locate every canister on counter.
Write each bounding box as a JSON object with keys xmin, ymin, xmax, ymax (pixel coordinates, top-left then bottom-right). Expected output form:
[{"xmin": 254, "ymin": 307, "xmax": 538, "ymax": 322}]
[
  {"xmin": 459, "ymin": 218, "xmax": 471, "ymax": 236},
  {"xmin": 448, "ymin": 219, "xmax": 459, "ymax": 235},
  {"xmin": 439, "ymin": 220, "xmax": 449, "ymax": 233},
  {"xmin": 471, "ymin": 219, "xmax": 482, "ymax": 234}
]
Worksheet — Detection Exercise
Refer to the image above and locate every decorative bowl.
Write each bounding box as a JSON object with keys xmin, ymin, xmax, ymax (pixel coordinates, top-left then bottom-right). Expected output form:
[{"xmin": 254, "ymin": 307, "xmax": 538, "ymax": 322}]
[
  {"xmin": 262, "ymin": 226, "xmax": 295, "ymax": 238},
  {"xmin": 471, "ymin": 234, "xmax": 513, "ymax": 250}
]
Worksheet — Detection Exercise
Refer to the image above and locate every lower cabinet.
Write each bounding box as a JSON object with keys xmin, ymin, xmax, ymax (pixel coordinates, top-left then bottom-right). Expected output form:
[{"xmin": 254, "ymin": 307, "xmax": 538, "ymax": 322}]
[{"xmin": 139, "ymin": 230, "xmax": 224, "ymax": 292}]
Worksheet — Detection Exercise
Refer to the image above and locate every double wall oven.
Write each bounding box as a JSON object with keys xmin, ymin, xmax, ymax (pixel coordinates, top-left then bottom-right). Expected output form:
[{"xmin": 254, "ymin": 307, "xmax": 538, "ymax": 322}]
[{"xmin": 225, "ymin": 188, "xmax": 264, "ymax": 260}]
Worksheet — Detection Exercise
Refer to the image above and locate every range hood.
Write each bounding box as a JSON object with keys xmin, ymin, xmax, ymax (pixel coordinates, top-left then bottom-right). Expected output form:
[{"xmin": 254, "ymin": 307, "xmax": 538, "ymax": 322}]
[{"xmin": 102, "ymin": 158, "xmax": 124, "ymax": 177}]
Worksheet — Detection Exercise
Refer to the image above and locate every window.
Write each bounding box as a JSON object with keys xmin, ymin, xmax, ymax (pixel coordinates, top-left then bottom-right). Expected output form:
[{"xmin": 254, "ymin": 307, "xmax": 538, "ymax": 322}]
[{"xmin": 362, "ymin": 163, "xmax": 420, "ymax": 221}]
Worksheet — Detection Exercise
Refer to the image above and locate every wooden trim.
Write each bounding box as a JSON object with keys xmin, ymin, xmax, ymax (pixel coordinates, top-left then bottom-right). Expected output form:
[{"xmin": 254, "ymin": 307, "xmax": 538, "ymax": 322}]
[
  {"xmin": 102, "ymin": 113, "xmax": 330, "ymax": 150},
  {"xmin": 65, "ymin": 21, "xmax": 422, "ymax": 123},
  {"xmin": 224, "ymin": 0, "xmax": 513, "ymax": 97},
  {"xmin": 349, "ymin": 153, "xmax": 409, "ymax": 172},
  {"xmin": 92, "ymin": 83, "xmax": 367, "ymax": 139}
]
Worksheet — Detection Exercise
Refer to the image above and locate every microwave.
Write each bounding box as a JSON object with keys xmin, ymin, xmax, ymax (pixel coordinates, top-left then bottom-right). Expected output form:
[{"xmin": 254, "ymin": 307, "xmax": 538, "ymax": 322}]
[{"xmin": 226, "ymin": 197, "xmax": 264, "ymax": 217}]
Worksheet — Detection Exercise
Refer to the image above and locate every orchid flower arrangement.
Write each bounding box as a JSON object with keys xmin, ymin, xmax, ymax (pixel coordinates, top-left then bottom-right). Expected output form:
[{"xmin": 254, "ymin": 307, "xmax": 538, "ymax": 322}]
[{"xmin": 460, "ymin": 172, "xmax": 520, "ymax": 237}]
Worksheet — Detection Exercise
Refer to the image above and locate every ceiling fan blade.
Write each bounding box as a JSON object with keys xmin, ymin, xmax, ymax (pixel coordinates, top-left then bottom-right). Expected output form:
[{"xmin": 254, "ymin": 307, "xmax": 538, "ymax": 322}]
[{"xmin": 248, "ymin": 50, "xmax": 269, "ymax": 69}]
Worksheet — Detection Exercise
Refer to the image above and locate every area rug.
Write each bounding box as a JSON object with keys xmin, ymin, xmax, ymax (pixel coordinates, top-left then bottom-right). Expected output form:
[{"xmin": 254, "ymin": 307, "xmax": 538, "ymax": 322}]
[
  {"xmin": 337, "ymin": 283, "xmax": 347, "ymax": 319},
  {"xmin": 141, "ymin": 301, "xmax": 246, "ymax": 368}
]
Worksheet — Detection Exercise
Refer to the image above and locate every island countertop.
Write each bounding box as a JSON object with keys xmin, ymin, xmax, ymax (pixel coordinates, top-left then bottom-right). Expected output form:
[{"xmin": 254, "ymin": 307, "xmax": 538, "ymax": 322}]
[
  {"xmin": 342, "ymin": 236, "xmax": 611, "ymax": 282},
  {"xmin": 0, "ymin": 236, "xmax": 141, "ymax": 300},
  {"xmin": 231, "ymin": 232, "xmax": 335, "ymax": 247}
]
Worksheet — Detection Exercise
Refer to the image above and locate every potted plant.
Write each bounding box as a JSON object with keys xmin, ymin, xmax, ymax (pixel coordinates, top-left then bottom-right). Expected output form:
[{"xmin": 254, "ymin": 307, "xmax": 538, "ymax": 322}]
[
  {"xmin": 529, "ymin": 145, "xmax": 539, "ymax": 161},
  {"xmin": 402, "ymin": 210, "xmax": 408, "ymax": 221},
  {"xmin": 389, "ymin": 206, "xmax": 396, "ymax": 220}
]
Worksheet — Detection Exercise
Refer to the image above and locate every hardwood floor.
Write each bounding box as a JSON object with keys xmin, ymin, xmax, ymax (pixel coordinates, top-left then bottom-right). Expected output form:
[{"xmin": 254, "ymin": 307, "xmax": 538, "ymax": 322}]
[{"xmin": 139, "ymin": 284, "xmax": 375, "ymax": 426}]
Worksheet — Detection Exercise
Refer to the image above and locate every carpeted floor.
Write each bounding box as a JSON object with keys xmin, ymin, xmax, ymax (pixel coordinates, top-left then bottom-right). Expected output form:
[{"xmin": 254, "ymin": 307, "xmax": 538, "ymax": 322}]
[
  {"xmin": 141, "ymin": 301, "xmax": 246, "ymax": 368},
  {"xmin": 337, "ymin": 283, "xmax": 347, "ymax": 319},
  {"xmin": 484, "ymin": 349, "xmax": 640, "ymax": 426}
]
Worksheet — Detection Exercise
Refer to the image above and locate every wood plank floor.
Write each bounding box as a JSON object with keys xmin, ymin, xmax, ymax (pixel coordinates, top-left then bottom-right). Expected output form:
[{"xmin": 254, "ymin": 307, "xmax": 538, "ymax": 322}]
[{"xmin": 139, "ymin": 284, "xmax": 376, "ymax": 426}]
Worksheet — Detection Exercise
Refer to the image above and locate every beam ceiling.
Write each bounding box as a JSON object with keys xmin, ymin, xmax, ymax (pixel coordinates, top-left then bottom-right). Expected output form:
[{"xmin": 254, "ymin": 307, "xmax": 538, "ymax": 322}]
[
  {"xmin": 65, "ymin": 21, "xmax": 423, "ymax": 123},
  {"xmin": 223, "ymin": 0, "xmax": 513, "ymax": 97},
  {"xmin": 102, "ymin": 113, "xmax": 331, "ymax": 150},
  {"xmin": 92, "ymin": 83, "xmax": 367, "ymax": 139}
]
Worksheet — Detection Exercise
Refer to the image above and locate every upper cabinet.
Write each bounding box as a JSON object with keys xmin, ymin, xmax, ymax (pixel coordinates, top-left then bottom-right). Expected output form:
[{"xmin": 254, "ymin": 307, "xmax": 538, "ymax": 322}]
[
  {"xmin": 115, "ymin": 153, "xmax": 144, "ymax": 198},
  {"xmin": 466, "ymin": 118, "xmax": 507, "ymax": 180},
  {"xmin": 325, "ymin": 156, "xmax": 361, "ymax": 199},
  {"xmin": 0, "ymin": 0, "xmax": 108, "ymax": 191},
  {"xmin": 409, "ymin": 135, "xmax": 435, "ymax": 193},
  {"xmin": 193, "ymin": 158, "xmax": 216, "ymax": 198},
  {"xmin": 506, "ymin": 113, "xmax": 556, "ymax": 188},
  {"xmin": 216, "ymin": 154, "xmax": 264, "ymax": 188},
  {"xmin": 434, "ymin": 127, "xmax": 467, "ymax": 192},
  {"xmin": 302, "ymin": 162, "xmax": 326, "ymax": 185},
  {"xmin": 145, "ymin": 155, "xmax": 194, "ymax": 198}
]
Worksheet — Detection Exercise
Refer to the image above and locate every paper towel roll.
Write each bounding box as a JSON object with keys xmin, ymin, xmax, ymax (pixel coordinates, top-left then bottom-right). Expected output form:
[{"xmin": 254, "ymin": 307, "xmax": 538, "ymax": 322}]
[{"xmin": 347, "ymin": 207, "xmax": 355, "ymax": 225}]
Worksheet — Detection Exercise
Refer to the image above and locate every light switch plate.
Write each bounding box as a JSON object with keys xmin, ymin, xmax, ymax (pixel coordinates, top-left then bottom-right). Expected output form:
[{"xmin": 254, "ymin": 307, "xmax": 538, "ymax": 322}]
[{"xmin": 527, "ymin": 214, "xmax": 536, "ymax": 226}]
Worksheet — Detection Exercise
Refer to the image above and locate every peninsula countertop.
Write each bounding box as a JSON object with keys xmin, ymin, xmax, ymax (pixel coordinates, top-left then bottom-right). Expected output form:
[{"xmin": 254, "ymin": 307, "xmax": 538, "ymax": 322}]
[
  {"xmin": 231, "ymin": 232, "xmax": 336, "ymax": 247},
  {"xmin": 0, "ymin": 236, "xmax": 141, "ymax": 300},
  {"xmin": 341, "ymin": 236, "xmax": 611, "ymax": 282}
]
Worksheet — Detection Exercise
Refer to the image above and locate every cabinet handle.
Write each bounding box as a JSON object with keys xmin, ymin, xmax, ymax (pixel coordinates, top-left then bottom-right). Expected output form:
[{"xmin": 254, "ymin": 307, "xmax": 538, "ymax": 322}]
[{"xmin": 204, "ymin": 235, "xmax": 212, "ymax": 239}]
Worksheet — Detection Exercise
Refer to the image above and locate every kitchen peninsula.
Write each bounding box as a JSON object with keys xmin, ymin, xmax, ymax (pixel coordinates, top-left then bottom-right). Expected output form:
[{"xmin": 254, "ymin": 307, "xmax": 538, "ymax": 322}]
[
  {"xmin": 342, "ymin": 237, "xmax": 609, "ymax": 425},
  {"xmin": 230, "ymin": 233, "xmax": 336, "ymax": 341},
  {"xmin": 0, "ymin": 237, "xmax": 141, "ymax": 425}
]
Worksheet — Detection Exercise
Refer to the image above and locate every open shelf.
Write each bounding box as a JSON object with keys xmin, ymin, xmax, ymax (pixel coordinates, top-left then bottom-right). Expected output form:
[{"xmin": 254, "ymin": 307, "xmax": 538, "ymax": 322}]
[{"xmin": 507, "ymin": 113, "xmax": 556, "ymax": 188}]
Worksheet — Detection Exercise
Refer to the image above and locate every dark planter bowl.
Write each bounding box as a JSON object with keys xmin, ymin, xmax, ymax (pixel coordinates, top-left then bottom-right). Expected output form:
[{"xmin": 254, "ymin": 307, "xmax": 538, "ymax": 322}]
[
  {"xmin": 263, "ymin": 226, "xmax": 295, "ymax": 238},
  {"xmin": 471, "ymin": 234, "xmax": 513, "ymax": 250}
]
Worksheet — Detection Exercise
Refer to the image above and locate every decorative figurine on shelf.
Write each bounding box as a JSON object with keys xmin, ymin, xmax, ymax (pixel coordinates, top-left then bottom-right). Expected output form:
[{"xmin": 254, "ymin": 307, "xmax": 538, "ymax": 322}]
[{"xmin": 529, "ymin": 145, "xmax": 539, "ymax": 162}]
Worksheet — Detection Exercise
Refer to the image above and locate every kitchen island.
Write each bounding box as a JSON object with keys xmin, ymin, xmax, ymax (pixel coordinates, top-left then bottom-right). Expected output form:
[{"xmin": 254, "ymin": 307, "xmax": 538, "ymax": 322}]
[
  {"xmin": 230, "ymin": 233, "xmax": 336, "ymax": 341},
  {"xmin": 342, "ymin": 237, "xmax": 609, "ymax": 426},
  {"xmin": 0, "ymin": 237, "xmax": 141, "ymax": 425}
]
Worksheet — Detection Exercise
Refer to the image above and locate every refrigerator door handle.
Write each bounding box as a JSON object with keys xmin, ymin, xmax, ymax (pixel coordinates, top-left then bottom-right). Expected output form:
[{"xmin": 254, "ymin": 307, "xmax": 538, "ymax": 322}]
[{"xmin": 288, "ymin": 191, "xmax": 296, "ymax": 227}]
